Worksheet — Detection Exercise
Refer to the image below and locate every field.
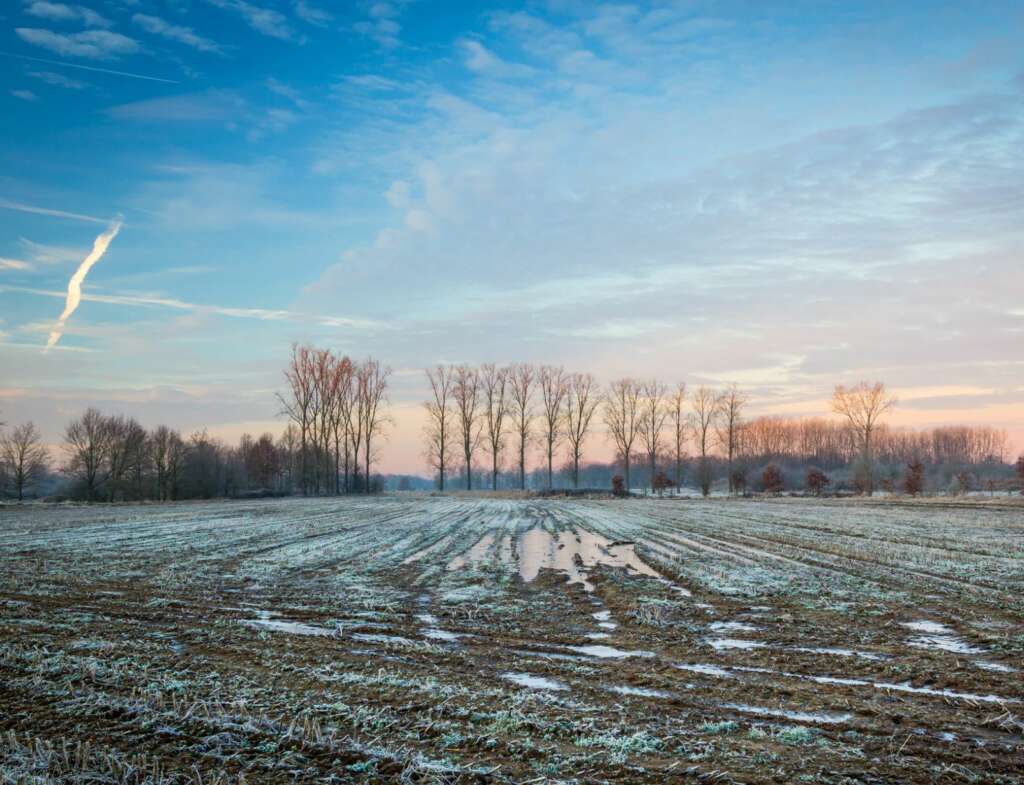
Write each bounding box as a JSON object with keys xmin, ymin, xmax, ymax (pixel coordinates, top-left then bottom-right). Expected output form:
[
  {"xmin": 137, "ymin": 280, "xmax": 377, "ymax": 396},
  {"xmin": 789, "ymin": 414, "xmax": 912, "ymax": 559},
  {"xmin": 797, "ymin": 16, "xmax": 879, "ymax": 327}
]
[{"xmin": 1, "ymin": 495, "xmax": 1023, "ymax": 784}]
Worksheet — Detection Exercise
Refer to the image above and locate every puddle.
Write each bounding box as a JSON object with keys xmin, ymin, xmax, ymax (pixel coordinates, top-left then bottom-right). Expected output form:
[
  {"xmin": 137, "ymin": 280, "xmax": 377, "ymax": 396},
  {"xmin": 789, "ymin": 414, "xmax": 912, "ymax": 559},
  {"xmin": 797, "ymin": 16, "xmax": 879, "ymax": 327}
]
[
  {"xmin": 592, "ymin": 610, "xmax": 618, "ymax": 630},
  {"xmin": 723, "ymin": 703, "xmax": 851, "ymax": 724},
  {"xmin": 586, "ymin": 632, "xmax": 611, "ymax": 640},
  {"xmin": 709, "ymin": 621, "xmax": 760, "ymax": 633},
  {"xmin": 706, "ymin": 638, "xmax": 766, "ymax": 651},
  {"xmin": 902, "ymin": 621, "xmax": 984, "ymax": 655},
  {"xmin": 513, "ymin": 648, "xmax": 590, "ymax": 662},
  {"xmin": 729, "ymin": 664, "xmax": 1019, "ymax": 705},
  {"xmin": 675, "ymin": 663, "xmax": 733, "ymax": 678},
  {"xmin": 609, "ymin": 685, "xmax": 671, "ymax": 698},
  {"xmin": 422, "ymin": 629, "xmax": 463, "ymax": 642},
  {"xmin": 517, "ymin": 528, "xmax": 665, "ymax": 591},
  {"xmin": 502, "ymin": 672, "xmax": 569, "ymax": 691},
  {"xmin": 447, "ymin": 533, "xmax": 497, "ymax": 571},
  {"xmin": 416, "ymin": 613, "xmax": 439, "ymax": 625},
  {"xmin": 350, "ymin": 633, "xmax": 416, "ymax": 646},
  {"xmin": 974, "ymin": 661, "xmax": 1015, "ymax": 673},
  {"xmin": 792, "ymin": 646, "xmax": 886, "ymax": 661},
  {"xmin": 566, "ymin": 644, "xmax": 656, "ymax": 659},
  {"xmin": 243, "ymin": 619, "xmax": 333, "ymax": 637}
]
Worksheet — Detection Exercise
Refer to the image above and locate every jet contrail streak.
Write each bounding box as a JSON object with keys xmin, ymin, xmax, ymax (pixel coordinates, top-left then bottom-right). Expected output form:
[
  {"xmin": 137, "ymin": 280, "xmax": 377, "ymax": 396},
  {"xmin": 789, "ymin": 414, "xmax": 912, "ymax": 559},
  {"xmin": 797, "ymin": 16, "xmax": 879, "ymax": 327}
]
[
  {"xmin": 0, "ymin": 52, "xmax": 180, "ymax": 84},
  {"xmin": 45, "ymin": 216, "xmax": 123, "ymax": 351}
]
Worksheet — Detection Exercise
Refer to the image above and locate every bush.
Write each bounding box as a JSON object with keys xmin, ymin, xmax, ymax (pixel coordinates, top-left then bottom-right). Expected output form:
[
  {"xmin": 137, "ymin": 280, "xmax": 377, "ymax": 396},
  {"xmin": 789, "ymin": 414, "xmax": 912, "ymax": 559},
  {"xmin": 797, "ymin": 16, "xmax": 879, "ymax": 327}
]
[
  {"xmin": 697, "ymin": 458, "xmax": 713, "ymax": 497},
  {"xmin": 611, "ymin": 475, "xmax": 626, "ymax": 496},
  {"xmin": 761, "ymin": 464, "xmax": 784, "ymax": 494},
  {"xmin": 903, "ymin": 459, "xmax": 924, "ymax": 496},
  {"xmin": 805, "ymin": 467, "xmax": 830, "ymax": 496},
  {"xmin": 731, "ymin": 469, "xmax": 747, "ymax": 495}
]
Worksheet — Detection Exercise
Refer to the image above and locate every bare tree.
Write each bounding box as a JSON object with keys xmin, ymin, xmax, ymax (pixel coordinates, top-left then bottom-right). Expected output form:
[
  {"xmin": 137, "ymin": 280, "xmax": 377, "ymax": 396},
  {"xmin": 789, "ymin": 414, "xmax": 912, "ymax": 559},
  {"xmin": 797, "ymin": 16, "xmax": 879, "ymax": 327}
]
[
  {"xmin": 508, "ymin": 363, "xmax": 535, "ymax": 490},
  {"xmin": 831, "ymin": 381, "xmax": 897, "ymax": 496},
  {"xmin": 423, "ymin": 365, "xmax": 455, "ymax": 491},
  {"xmin": 638, "ymin": 380, "xmax": 669, "ymax": 494},
  {"xmin": 105, "ymin": 415, "xmax": 146, "ymax": 501},
  {"xmin": 480, "ymin": 364, "xmax": 510, "ymax": 490},
  {"xmin": 538, "ymin": 366, "xmax": 569, "ymax": 489},
  {"xmin": 1, "ymin": 422, "xmax": 49, "ymax": 501},
  {"xmin": 716, "ymin": 384, "xmax": 747, "ymax": 494},
  {"xmin": 356, "ymin": 358, "xmax": 391, "ymax": 492},
  {"xmin": 691, "ymin": 386, "xmax": 720, "ymax": 496},
  {"xmin": 564, "ymin": 373, "xmax": 600, "ymax": 489},
  {"xmin": 668, "ymin": 383, "xmax": 688, "ymax": 490},
  {"xmin": 149, "ymin": 425, "xmax": 184, "ymax": 501},
  {"xmin": 604, "ymin": 378, "xmax": 642, "ymax": 491},
  {"xmin": 64, "ymin": 408, "xmax": 112, "ymax": 501},
  {"xmin": 278, "ymin": 343, "xmax": 316, "ymax": 495},
  {"xmin": 452, "ymin": 364, "xmax": 482, "ymax": 490}
]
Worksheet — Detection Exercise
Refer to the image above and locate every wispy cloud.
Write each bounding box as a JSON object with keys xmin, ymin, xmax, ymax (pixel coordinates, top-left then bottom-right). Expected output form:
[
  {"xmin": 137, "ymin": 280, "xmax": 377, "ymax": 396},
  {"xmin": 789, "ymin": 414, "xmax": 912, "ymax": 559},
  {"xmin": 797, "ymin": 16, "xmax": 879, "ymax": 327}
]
[
  {"xmin": 0, "ymin": 258, "xmax": 33, "ymax": 271},
  {"xmin": 10, "ymin": 89, "xmax": 39, "ymax": 102},
  {"xmin": 15, "ymin": 28, "xmax": 140, "ymax": 59},
  {"xmin": 45, "ymin": 215, "xmax": 123, "ymax": 350},
  {"xmin": 294, "ymin": 0, "xmax": 332, "ymax": 27},
  {"xmin": 132, "ymin": 14, "xmax": 224, "ymax": 55},
  {"xmin": 0, "ymin": 199, "xmax": 111, "ymax": 225},
  {"xmin": 353, "ymin": 2, "xmax": 404, "ymax": 49},
  {"xmin": 26, "ymin": 69, "xmax": 87, "ymax": 88},
  {"xmin": 24, "ymin": 2, "xmax": 111, "ymax": 29},
  {"xmin": 206, "ymin": 0, "xmax": 296, "ymax": 41}
]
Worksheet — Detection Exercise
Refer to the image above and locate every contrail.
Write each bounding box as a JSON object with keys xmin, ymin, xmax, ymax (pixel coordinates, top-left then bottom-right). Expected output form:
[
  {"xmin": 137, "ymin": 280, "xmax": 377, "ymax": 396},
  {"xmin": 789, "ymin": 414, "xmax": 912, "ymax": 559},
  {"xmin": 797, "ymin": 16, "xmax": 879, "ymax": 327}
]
[
  {"xmin": 0, "ymin": 52, "xmax": 180, "ymax": 84},
  {"xmin": 45, "ymin": 216, "xmax": 123, "ymax": 351}
]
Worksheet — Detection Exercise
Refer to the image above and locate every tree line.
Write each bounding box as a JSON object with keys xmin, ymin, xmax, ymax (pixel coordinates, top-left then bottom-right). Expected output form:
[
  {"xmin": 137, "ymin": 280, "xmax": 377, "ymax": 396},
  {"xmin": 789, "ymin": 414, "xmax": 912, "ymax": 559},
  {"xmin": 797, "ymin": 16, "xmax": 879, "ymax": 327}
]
[
  {"xmin": 2, "ymin": 357, "xmax": 1022, "ymax": 501},
  {"xmin": 421, "ymin": 370, "xmax": 1020, "ymax": 496}
]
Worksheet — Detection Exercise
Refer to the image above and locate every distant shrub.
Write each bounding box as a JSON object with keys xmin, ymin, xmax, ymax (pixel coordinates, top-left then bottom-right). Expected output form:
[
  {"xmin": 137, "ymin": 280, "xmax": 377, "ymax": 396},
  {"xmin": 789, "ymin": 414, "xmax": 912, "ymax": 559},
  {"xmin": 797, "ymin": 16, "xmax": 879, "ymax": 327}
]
[
  {"xmin": 697, "ymin": 458, "xmax": 713, "ymax": 497},
  {"xmin": 903, "ymin": 459, "xmax": 925, "ymax": 496},
  {"xmin": 805, "ymin": 467, "xmax": 830, "ymax": 496},
  {"xmin": 1016, "ymin": 455, "xmax": 1024, "ymax": 495},
  {"xmin": 652, "ymin": 471, "xmax": 672, "ymax": 496},
  {"xmin": 761, "ymin": 464, "xmax": 784, "ymax": 494},
  {"xmin": 731, "ymin": 469, "xmax": 747, "ymax": 495},
  {"xmin": 611, "ymin": 475, "xmax": 626, "ymax": 496}
]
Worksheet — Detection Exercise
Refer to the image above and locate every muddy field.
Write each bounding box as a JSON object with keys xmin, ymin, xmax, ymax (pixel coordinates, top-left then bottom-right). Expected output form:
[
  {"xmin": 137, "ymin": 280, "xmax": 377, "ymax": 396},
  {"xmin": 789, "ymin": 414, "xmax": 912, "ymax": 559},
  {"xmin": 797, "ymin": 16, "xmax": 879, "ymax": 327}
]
[{"xmin": 1, "ymin": 495, "xmax": 1023, "ymax": 784}]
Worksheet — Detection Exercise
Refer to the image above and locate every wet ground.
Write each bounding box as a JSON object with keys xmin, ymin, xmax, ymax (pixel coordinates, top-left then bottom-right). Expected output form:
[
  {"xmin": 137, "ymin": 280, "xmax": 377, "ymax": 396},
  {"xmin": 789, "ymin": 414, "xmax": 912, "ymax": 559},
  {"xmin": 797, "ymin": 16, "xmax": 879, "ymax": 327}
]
[{"xmin": 1, "ymin": 495, "xmax": 1022, "ymax": 783}]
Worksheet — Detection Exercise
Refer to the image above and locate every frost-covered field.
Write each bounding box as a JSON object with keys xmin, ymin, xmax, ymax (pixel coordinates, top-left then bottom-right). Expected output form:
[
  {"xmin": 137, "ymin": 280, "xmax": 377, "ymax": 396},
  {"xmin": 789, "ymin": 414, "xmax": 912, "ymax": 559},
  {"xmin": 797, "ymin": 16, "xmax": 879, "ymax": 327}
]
[{"xmin": 1, "ymin": 495, "xmax": 1022, "ymax": 784}]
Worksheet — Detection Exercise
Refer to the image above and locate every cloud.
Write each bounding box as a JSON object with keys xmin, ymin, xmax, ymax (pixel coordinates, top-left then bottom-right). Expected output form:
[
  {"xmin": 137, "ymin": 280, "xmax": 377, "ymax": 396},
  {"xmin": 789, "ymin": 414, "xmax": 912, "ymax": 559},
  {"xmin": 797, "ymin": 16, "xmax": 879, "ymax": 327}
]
[
  {"xmin": 353, "ymin": 2, "xmax": 404, "ymax": 49},
  {"xmin": 107, "ymin": 89, "xmax": 301, "ymax": 139},
  {"xmin": 26, "ymin": 69, "xmax": 87, "ymax": 88},
  {"xmin": 132, "ymin": 14, "xmax": 224, "ymax": 54},
  {"xmin": 18, "ymin": 238, "xmax": 87, "ymax": 265},
  {"xmin": 205, "ymin": 0, "xmax": 296, "ymax": 41},
  {"xmin": 24, "ymin": 1, "xmax": 111, "ymax": 29},
  {"xmin": 11, "ymin": 89, "xmax": 39, "ymax": 101},
  {"xmin": 107, "ymin": 89, "xmax": 245, "ymax": 122},
  {"xmin": 294, "ymin": 0, "xmax": 332, "ymax": 26},
  {"xmin": 15, "ymin": 27, "xmax": 140, "ymax": 59},
  {"xmin": 0, "ymin": 258, "xmax": 33, "ymax": 271},
  {"xmin": 457, "ymin": 38, "xmax": 536, "ymax": 79},
  {"xmin": 45, "ymin": 216, "xmax": 123, "ymax": 350}
]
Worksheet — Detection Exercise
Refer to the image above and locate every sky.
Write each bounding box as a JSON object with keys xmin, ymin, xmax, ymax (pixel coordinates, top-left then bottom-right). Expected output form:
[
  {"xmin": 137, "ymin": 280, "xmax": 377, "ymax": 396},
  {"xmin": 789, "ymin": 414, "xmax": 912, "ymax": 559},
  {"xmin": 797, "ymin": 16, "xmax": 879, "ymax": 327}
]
[{"xmin": 1, "ymin": 0, "xmax": 1023, "ymax": 474}]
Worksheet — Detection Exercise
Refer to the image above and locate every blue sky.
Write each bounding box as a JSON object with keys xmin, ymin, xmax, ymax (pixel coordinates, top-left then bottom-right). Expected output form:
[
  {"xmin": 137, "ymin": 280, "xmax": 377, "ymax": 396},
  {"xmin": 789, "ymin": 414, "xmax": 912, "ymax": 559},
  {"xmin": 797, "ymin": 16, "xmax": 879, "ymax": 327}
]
[{"xmin": 2, "ymin": 1, "xmax": 1023, "ymax": 471}]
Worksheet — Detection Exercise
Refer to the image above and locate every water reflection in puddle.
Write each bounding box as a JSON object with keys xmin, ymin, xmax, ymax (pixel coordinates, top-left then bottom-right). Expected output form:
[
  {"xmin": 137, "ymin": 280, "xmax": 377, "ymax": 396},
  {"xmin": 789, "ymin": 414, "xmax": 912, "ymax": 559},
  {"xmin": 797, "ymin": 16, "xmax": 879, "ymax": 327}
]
[
  {"xmin": 502, "ymin": 672, "xmax": 569, "ymax": 691},
  {"xmin": 566, "ymin": 644, "xmax": 656, "ymax": 659},
  {"xmin": 517, "ymin": 528, "xmax": 665, "ymax": 591},
  {"xmin": 609, "ymin": 685, "xmax": 671, "ymax": 698},
  {"xmin": 901, "ymin": 621, "xmax": 984, "ymax": 655},
  {"xmin": 723, "ymin": 703, "xmax": 851, "ymax": 724},
  {"xmin": 447, "ymin": 533, "xmax": 497, "ymax": 571}
]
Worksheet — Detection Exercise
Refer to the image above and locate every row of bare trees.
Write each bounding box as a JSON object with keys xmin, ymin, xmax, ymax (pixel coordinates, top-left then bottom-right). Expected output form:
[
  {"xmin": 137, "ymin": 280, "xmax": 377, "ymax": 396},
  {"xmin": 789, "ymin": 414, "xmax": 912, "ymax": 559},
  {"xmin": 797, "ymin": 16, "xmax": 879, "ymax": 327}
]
[
  {"xmin": 277, "ymin": 345, "xmax": 391, "ymax": 495},
  {"xmin": 422, "ymin": 365, "xmax": 799, "ymax": 494},
  {"xmin": 421, "ymin": 373, "xmax": 977, "ymax": 496},
  {"xmin": 424, "ymin": 364, "xmax": 606, "ymax": 491}
]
